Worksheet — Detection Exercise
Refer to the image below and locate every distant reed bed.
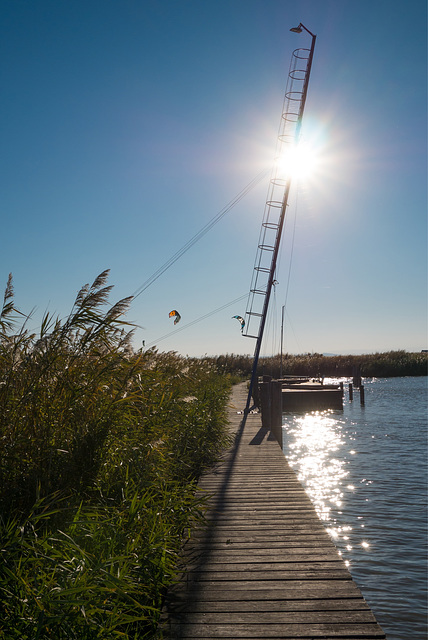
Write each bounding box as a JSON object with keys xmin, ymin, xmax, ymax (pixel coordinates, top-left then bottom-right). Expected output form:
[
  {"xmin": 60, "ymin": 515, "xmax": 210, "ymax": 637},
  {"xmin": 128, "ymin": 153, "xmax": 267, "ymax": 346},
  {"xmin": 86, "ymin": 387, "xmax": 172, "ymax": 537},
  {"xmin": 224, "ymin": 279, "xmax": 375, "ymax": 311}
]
[
  {"xmin": 213, "ymin": 349, "xmax": 427, "ymax": 379},
  {"xmin": 0, "ymin": 271, "xmax": 233, "ymax": 639}
]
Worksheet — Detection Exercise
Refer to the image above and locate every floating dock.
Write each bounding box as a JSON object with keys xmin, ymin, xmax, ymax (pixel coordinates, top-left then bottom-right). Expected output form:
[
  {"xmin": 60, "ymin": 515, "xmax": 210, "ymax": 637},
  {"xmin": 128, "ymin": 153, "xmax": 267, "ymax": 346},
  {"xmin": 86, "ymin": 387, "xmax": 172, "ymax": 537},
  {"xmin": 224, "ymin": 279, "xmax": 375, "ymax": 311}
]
[{"xmin": 161, "ymin": 382, "xmax": 385, "ymax": 639}]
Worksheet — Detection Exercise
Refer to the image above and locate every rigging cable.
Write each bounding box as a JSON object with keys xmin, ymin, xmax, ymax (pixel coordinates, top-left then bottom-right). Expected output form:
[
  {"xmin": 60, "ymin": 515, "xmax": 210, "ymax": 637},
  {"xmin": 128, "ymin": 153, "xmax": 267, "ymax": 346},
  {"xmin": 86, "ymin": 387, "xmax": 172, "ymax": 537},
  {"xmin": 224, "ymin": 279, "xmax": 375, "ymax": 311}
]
[{"xmin": 131, "ymin": 168, "xmax": 269, "ymax": 300}]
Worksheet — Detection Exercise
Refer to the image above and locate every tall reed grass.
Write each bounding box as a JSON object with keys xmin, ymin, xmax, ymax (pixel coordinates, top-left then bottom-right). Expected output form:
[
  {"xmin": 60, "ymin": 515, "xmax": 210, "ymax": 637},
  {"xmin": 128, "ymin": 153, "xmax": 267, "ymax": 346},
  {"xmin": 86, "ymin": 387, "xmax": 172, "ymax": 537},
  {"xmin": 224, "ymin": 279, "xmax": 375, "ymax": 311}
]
[
  {"xmin": 0, "ymin": 272, "xmax": 232, "ymax": 639},
  {"xmin": 213, "ymin": 349, "xmax": 427, "ymax": 379}
]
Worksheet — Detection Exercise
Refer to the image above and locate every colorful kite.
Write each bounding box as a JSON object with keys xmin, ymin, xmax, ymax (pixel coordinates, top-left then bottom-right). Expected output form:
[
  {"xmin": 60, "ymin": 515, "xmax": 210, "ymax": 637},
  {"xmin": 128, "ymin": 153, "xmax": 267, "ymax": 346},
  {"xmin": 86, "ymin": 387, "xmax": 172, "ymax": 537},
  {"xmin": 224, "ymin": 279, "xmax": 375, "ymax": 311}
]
[
  {"xmin": 232, "ymin": 315, "xmax": 245, "ymax": 333},
  {"xmin": 169, "ymin": 309, "xmax": 181, "ymax": 325}
]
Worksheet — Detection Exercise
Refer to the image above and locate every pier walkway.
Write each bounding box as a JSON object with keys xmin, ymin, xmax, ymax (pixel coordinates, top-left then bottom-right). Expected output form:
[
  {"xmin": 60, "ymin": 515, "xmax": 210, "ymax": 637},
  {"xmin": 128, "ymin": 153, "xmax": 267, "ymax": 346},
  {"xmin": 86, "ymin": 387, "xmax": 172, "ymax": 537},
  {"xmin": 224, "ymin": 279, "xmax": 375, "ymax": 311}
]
[{"xmin": 162, "ymin": 382, "xmax": 385, "ymax": 639}]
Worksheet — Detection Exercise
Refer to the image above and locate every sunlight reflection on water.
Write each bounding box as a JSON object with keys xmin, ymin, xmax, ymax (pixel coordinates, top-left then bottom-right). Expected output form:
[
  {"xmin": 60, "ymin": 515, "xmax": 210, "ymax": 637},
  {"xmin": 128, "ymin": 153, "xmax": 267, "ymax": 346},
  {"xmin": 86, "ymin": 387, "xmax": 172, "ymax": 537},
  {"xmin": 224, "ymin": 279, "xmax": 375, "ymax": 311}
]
[
  {"xmin": 281, "ymin": 376, "xmax": 428, "ymax": 640},
  {"xmin": 283, "ymin": 408, "xmax": 359, "ymax": 565},
  {"xmin": 286, "ymin": 412, "xmax": 347, "ymax": 519}
]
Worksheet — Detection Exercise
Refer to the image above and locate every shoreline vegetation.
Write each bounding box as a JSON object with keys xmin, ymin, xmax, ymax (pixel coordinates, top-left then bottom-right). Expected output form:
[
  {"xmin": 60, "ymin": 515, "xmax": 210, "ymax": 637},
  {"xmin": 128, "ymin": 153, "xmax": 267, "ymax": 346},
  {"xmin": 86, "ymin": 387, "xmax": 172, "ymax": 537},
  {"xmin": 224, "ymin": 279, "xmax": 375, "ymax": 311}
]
[
  {"xmin": 215, "ymin": 348, "xmax": 428, "ymax": 379},
  {"xmin": 1, "ymin": 272, "xmax": 426, "ymax": 638}
]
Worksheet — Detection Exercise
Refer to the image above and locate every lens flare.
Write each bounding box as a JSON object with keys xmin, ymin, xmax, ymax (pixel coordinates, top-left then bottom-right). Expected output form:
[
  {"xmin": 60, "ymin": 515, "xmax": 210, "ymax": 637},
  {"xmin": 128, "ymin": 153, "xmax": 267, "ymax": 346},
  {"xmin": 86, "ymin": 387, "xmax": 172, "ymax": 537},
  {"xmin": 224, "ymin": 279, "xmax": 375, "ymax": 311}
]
[{"xmin": 275, "ymin": 139, "xmax": 320, "ymax": 181}]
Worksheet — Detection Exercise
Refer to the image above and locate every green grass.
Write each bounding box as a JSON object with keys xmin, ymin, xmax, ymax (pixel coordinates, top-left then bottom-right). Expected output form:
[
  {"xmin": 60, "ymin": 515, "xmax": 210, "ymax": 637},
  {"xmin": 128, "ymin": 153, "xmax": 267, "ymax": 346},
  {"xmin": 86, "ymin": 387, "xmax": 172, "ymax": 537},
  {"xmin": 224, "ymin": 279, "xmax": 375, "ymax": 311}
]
[{"xmin": 0, "ymin": 272, "xmax": 232, "ymax": 639}]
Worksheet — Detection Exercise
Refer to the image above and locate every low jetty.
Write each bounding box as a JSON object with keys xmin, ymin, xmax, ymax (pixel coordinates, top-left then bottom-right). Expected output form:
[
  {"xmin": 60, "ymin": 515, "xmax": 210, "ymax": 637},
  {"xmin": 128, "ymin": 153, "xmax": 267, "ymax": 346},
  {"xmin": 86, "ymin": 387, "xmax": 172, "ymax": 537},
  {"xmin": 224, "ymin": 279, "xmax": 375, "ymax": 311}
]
[
  {"xmin": 259, "ymin": 375, "xmax": 344, "ymax": 413},
  {"xmin": 281, "ymin": 380, "xmax": 343, "ymax": 411},
  {"xmin": 161, "ymin": 382, "xmax": 385, "ymax": 639}
]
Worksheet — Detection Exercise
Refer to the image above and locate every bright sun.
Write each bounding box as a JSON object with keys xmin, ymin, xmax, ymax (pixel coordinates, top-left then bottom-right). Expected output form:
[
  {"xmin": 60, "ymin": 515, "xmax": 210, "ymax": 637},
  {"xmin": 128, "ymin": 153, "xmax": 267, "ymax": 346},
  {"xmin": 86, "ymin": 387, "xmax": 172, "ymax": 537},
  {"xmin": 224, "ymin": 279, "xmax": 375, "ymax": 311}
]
[{"xmin": 275, "ymin": 139, "xmax": 320, "ymax": 182}]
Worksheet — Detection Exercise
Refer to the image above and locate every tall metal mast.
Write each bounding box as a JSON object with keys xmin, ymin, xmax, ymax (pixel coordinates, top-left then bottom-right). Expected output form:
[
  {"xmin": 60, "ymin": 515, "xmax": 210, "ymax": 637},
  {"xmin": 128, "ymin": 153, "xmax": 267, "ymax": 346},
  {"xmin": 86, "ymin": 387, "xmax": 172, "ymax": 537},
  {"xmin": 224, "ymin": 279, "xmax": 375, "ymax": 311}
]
[{"xmin": 243, "ymin": 24, "xmax": 316, "ymax": 415}]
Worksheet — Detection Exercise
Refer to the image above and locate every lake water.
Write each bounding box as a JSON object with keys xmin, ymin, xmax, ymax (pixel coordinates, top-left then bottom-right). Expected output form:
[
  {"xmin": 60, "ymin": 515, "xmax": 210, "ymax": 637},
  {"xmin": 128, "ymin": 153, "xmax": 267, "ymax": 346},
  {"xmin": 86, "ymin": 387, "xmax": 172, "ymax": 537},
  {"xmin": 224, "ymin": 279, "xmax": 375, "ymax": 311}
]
[{"xmin": 281, "ymin": 376, "xmax": 427, "ymax": 640}]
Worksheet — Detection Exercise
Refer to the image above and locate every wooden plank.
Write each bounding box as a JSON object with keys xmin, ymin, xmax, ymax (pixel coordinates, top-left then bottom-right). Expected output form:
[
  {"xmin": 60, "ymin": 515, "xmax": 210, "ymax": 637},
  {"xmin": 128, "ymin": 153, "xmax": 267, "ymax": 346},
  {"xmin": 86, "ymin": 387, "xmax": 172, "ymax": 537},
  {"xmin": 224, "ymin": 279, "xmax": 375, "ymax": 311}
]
[
  {"xmin": 195, "ymin": 524, "xmax": 329, "ymax": 532},
  {"xmin": 171, "ymin": 611, "xmax": 378, "ymax": 624},
  {"xmin": 187, "ymin": 532, "xmax": 338, "ymax": 544},
  {"xmin": 183, "ymin": 571, "xmax": 353, "ymax": 581},
  {"xmin": 166, "ymin": 584, "xmax": 368, "ymax": 601},
  {"xmin": 186, "ymin": 553, "xmax": 343, "ymax": 563},
  {"xmin": 206, "ymin": 504, "xmax": 319, "ymax": 512},
  {"xmin": 186, "ymin": 560, "xmax": 348, "ymax": 571},
  {"xmin": 186, "ymin": 540, "xmax": 338, "ymax": 549},
  {"xmin": 167, "ymin": 623, "xmax": 385, "ymax": 638},
  {"xmin": 166, "ymin": 599, "xmax": 373, "ymax": 614},
  {"xmin": 170, "ymin": 580, "xmax": 360, "ymax": 593}
]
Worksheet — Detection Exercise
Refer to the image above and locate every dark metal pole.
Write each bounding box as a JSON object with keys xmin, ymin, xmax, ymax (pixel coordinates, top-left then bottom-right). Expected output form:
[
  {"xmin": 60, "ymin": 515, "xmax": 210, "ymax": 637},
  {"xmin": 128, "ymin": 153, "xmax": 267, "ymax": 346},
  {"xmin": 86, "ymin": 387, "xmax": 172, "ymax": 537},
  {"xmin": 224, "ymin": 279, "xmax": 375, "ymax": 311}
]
[
  {"xmin": 244, "ymin": 28, "xmax": 316, "ymax": 418},
  {"xmin": 295, "ymin": 25, "xmax": 316, "ymax": 140}
]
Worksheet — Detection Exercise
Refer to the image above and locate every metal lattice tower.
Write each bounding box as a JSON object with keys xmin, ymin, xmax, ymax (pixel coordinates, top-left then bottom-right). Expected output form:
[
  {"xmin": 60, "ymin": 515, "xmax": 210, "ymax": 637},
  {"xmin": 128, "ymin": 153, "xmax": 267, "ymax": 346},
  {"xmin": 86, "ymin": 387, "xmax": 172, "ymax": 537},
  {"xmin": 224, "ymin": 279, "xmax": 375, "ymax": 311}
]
[{"xmin": 243, "ymin": 24, "xmax": 316, "ymax": 414}]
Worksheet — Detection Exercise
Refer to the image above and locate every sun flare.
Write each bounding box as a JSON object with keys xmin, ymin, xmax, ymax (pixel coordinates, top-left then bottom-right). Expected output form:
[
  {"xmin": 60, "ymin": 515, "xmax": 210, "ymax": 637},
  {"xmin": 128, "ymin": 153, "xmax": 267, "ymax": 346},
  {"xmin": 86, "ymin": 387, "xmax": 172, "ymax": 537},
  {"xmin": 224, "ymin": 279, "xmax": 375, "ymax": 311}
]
[{"xmin": 275, "ymin": 139, "xmax": 320, "ymax": 182}]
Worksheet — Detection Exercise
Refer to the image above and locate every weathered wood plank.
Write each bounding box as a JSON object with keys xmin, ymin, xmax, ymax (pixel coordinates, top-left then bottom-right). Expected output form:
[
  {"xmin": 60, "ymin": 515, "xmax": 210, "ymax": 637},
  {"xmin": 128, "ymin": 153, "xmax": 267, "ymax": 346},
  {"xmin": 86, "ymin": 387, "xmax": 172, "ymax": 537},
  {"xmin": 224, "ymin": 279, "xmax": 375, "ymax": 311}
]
[
  {"xmin": 184, "ymin": 570, "xmax": 352, "ymax": 581},
  {"xmin": 171, "ymin": 611, "xmax": 378, "ymax": 624},
  {"xmin": 186, "ymin": 560, "xmax": 348, "ymax": 571},
  {"xmin": 186, "ymin": 552, "xmax": 343, "ymax": 563},
  {"xmin": 167, "ymin": 623, "xmax": 385, "ymax": 638},
  {"xmin": 194, "ymin": 524, "xmax": 328, "ymax": 532},
  {"xmin": 186, "ymin": 540, "xmax": 338, "ymax": 550},
  {"xmin": 207, "ymin": 504, "xmax": 327, "ymax": 510},
  {"xmin": 200, "ymin": 518, "xmax": 327, "ymax": 526},
  {"xmin": 166, "ymin": 585, "xmax": 368, "ymax": 602},
  {"xmin": 166, "ymin": 598, "xmax": 373, "ymax": 614}
]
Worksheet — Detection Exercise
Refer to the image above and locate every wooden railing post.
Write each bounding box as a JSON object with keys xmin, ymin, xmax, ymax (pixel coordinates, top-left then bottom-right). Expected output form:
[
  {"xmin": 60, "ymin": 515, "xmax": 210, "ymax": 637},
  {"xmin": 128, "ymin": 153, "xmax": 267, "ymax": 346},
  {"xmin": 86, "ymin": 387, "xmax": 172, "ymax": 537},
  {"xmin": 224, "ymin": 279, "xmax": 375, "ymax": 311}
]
[
  {"xmin": 259, "ymin": 381, "xmax": 271, "ymax": 429},
  {"xmin": 259, "ymin": 379, "xmax": 283, "ymax": 448}
]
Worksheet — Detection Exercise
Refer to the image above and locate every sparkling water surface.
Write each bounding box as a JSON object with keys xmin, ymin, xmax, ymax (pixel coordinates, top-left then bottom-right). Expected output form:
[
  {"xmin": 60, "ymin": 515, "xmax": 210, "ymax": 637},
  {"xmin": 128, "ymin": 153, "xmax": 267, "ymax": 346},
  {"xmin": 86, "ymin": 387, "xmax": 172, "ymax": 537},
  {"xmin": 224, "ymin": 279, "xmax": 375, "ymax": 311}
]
[{"xmin": 281, "ymin": 377, "xmax": 427, "ymax": 640}]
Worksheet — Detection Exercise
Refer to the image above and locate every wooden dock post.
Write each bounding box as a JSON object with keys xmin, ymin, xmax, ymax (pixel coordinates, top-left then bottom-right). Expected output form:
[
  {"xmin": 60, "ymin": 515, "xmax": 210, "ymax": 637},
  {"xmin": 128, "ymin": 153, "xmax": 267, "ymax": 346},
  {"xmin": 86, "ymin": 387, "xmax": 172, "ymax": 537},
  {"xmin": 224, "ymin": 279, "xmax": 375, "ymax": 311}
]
[
  {"xmin": 360, "ymin": 384, "xmax": 365, "ymax": 405},
  {"xmin": 259, "ymin": 380, "xmax": 271, "ymax": 429},
  {"xmin": 349, "ymin": 383, "xmax": 353, "ymax": 401},
  {"xmin": 259, "ymin": 379, "xmax": 283, "ymax": 448},
  {"xmin": 270, "ymin": 380, "xmax": 283, "ymax": 448},
  {"xmin": 353, "ymin": 365, "xmax": 362, "ymax": 387}
]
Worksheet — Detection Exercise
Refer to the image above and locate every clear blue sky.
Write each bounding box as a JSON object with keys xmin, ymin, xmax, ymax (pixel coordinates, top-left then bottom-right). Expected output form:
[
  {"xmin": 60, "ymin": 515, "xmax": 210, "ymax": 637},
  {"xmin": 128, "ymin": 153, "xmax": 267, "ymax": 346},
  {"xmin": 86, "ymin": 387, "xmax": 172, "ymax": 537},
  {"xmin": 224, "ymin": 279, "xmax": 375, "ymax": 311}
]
[{"xmin": 2, "ymin": 0, "xmax": 427, "ymax": 357}]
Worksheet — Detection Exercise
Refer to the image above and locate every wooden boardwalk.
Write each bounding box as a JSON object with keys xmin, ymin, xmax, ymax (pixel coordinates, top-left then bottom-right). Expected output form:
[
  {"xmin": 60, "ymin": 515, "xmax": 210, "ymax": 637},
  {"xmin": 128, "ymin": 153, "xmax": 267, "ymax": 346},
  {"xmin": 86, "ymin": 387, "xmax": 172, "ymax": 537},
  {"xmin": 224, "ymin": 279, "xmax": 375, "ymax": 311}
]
[{"xmin": 161, "ymin": 382, "xmax": 386, "ymax": 639}]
